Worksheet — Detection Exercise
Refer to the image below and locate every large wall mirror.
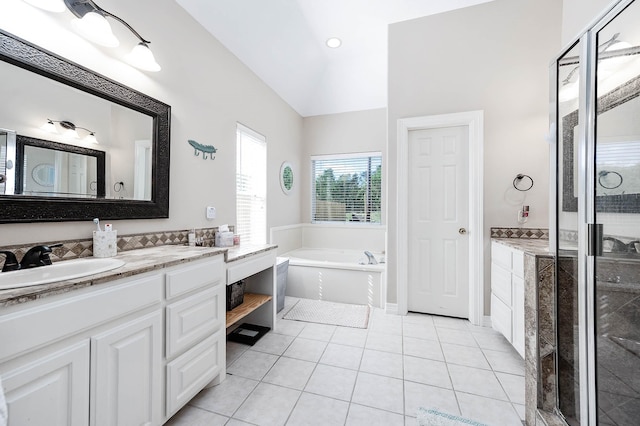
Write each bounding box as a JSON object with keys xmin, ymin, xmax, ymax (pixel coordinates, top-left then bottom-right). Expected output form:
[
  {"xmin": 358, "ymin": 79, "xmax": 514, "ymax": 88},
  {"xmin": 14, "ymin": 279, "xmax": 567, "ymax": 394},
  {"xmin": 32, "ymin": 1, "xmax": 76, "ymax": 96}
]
[
  {"xmin": 560, "ymin": 74, "xmax": 640, "ymax": 213},
  {"xmin": 0, "ymin": 29, "xmax": 170, "ymax": 223}
]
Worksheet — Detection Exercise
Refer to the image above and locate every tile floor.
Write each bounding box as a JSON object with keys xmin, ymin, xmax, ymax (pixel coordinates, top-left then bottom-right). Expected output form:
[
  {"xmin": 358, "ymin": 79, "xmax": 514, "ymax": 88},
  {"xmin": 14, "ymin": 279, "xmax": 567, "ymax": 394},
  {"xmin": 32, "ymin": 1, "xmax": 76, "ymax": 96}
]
[{"xmin": 166, "ymin": 298, "xmax": 526, "ymax": 426}]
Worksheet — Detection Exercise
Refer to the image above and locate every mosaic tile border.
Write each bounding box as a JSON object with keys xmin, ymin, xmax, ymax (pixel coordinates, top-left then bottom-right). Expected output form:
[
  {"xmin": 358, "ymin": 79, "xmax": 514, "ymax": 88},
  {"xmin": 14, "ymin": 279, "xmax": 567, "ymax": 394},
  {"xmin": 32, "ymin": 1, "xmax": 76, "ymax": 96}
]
[
  {"xmin": 0, "ymin": 226, "xmax": 234, "ymax": 268},
  {"xmin": 490, "ymin": 227, "xmax": 549, "ymax": 239}
]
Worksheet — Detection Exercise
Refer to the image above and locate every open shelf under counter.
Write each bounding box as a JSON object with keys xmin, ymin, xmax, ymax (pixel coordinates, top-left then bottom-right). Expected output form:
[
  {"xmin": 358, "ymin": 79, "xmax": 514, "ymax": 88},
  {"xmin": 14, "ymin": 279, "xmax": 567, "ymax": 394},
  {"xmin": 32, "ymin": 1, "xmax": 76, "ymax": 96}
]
[{"xmin": 225, "ymin": 293, "xmax": 272, "ymax": 329}]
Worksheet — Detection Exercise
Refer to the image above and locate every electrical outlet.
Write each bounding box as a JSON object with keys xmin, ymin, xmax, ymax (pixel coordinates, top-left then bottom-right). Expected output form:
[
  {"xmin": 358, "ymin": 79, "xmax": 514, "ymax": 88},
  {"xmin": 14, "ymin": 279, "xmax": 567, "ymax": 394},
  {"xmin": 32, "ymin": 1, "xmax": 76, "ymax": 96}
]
[{"xmin": 206, "ymin": 206, "xmax": 216, "ymax": 220}]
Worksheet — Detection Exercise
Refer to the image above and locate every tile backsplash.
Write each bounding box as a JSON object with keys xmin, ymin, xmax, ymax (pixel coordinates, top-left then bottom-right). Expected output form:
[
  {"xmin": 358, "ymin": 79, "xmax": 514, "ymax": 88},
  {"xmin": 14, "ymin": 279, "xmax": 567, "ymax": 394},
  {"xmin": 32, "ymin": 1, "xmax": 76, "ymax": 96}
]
[
  {"xmin": 0, "ymin": 226, "xmax": 233, "ymax": 269},
  {"xmin": 490, "ymin": 227, "xmax": 549, "ymax": 239}
]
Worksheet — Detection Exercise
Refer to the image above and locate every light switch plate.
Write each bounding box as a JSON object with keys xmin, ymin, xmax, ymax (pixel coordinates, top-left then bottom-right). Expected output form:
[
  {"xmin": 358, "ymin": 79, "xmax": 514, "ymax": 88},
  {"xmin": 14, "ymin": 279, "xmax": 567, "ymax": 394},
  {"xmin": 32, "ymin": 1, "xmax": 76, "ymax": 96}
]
[{"xmin": 206, "ymin": 206, "xmax": 216, "ymax": 219}]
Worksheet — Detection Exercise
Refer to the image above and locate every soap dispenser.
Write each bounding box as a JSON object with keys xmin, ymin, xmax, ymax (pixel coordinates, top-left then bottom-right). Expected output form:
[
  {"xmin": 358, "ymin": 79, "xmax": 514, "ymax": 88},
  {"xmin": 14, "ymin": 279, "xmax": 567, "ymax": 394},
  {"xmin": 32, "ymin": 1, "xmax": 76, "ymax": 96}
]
[{"xmin": 517, "ymin": 205, "xmax": 529, "ymax": 224}]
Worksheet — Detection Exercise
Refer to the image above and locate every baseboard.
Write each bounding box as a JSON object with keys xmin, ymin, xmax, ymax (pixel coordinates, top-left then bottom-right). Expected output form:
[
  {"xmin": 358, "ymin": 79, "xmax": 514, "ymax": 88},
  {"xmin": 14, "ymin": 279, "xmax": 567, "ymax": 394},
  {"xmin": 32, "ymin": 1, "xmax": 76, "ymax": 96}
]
[
  {"xmin": 483, "ymin": 315, "xmax": 492, "ymax": 328},
  {"xmin": 385, "ymin": 303, "xmax": 399, "ymax": 315}
]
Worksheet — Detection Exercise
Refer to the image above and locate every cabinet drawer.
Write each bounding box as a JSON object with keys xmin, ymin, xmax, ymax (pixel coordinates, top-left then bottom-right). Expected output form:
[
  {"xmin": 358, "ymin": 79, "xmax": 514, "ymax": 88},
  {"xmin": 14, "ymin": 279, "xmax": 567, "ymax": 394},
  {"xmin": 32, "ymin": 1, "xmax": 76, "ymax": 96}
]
[
  {"xmin": 0, "ymin": 273, "xmax": 162, "ymax": 362},
  {"xmin": 491, "ymin": 242, "xmax": 512, "ymax": 270},
  {"xmin": 227, "ymin": 251, "xmax": 275, "ymax": 284},
  {"xmin": 166, "ymin": 256, "xmax": 224, "ymax": 300},
  {"xmin": 166, "ymin": 331, "xmax": 223, "ymax": 417},
  {"xmin": 166, "ymin": 286, "xmax": 224, "ymax": 359},
  {"xmin": 491, "ymin": 263, "xmax": 512, "ymax": 305},
  {"xmin": 491, "ymin": 294, "xmax": 512, "ymax": 342},
  {"xmin": 512, "ymin": 251, "xmax": 524, "ymax": 279}
]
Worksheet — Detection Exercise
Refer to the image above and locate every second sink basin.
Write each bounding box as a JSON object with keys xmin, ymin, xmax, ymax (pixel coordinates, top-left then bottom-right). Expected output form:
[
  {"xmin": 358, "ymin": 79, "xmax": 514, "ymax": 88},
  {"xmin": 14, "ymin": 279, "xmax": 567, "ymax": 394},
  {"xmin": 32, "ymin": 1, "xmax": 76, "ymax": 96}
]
[{"xmin": 0, "ymin": 258, "xmax": 125, "ymax": 290}]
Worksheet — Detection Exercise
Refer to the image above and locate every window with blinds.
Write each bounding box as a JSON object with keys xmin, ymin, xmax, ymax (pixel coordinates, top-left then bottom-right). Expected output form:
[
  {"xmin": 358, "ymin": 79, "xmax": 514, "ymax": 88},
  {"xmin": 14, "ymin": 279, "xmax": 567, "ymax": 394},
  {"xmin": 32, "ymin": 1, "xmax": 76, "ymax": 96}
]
[
  {"xmin": 311, "ymin": 153, "xmax": 382, "ymax": 223},
  {"xmin": 236, "ymin": 124, "xmax": 266, "ymax": 245}
]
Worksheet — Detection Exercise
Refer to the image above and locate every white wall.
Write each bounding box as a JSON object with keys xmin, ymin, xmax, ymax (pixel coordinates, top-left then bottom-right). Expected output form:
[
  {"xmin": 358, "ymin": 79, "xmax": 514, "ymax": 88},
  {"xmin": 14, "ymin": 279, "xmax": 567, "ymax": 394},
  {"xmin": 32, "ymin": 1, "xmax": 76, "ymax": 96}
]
[
  {"xmin": 562, "ymin": 0, "xmax": 618, "ymax": 45},
  {"xmin": 387, "ymin": 0, "xmax": 562, "ymax": 308},
  {"xmin": 300, "ymin": 108, "xmax": 387, "ymax": 224},
  {"xmin": 0, "ymin": 0, "xmax": 302, "ymax": 244}
]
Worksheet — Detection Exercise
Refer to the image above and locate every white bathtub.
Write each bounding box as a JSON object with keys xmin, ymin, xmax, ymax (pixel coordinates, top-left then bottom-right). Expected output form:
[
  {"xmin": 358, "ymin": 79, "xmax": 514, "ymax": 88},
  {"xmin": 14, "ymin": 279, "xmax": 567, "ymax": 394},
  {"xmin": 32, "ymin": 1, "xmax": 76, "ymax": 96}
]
[{"xmin": 281, "ymin": 248, "xmax": 385, "ymax": 307}]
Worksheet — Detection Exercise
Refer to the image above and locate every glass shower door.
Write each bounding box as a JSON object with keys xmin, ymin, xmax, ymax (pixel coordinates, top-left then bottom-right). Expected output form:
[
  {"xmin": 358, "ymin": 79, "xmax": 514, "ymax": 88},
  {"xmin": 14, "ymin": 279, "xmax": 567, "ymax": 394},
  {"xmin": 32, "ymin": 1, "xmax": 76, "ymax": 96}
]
[{"xmin": 593, "ymin": 0, "xmax": 640, "ymax": 424}]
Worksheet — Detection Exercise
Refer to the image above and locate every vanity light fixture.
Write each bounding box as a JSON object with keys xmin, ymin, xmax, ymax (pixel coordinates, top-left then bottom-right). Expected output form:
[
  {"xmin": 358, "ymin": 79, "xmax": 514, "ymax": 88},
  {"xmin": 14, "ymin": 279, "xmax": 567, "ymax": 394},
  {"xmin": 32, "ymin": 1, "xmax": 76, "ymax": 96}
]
[
  {"xmin": 23, "ymin": 0, "xmax": 66, "ymax": 13},
  {"xmin": 326, "ymin": 37, "xmax": 342, "ymax": 48},
  {"xmin": 22, "ymin": 0, "xmax": 161, "ymax": 72},
  {"xmin": 42, "ymin": 119, "xmax": 99, "ymax": 144}
]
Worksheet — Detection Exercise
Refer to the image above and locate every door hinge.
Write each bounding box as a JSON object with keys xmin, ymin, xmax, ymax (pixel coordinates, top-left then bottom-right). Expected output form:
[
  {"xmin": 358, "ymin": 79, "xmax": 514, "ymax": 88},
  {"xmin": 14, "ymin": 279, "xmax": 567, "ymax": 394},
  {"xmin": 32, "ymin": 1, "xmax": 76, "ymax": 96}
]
[{"xmin": 587, "ymin": 223, "xmax": 603, "ymax": 257}]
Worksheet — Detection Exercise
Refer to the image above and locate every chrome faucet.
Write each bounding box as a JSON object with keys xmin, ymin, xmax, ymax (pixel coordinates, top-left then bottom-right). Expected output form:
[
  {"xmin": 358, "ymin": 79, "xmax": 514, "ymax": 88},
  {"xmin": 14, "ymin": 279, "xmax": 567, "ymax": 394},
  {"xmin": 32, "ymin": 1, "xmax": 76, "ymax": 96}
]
[
  {"xmin": 0, "ymin": 251, "xmax": 20, "ymax": 272},
  {"xmin": 602, "ymin": 237, "xmax": 628, "ymax": 253},
  {"xmin": 364, "ymin": 251, "xmax": 378, "ymax": 265}
]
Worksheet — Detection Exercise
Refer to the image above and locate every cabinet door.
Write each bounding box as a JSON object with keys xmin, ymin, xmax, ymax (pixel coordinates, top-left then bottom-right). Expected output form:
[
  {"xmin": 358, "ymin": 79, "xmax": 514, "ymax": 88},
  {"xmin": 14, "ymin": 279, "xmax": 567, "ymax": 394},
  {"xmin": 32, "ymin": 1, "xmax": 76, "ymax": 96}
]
[
  {"xmin": 512, "ymin": 275, "xmax": 525, "ymax": 358},
  {"xmin": 90, "ymin": 311, "xmax": 162, "ymax": 426},
  {"xmin": 2, "ymin": 341, "xmax": 89, "ymax": 426}
]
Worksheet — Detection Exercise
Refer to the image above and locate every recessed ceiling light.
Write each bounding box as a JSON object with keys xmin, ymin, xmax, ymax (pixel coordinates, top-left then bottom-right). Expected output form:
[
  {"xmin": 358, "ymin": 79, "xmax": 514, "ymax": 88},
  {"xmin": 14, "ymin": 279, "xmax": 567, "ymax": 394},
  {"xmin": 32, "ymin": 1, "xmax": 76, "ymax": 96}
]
[{"xmin": 326, "ymin": 37, "xmax": 342, "ymax": 48}]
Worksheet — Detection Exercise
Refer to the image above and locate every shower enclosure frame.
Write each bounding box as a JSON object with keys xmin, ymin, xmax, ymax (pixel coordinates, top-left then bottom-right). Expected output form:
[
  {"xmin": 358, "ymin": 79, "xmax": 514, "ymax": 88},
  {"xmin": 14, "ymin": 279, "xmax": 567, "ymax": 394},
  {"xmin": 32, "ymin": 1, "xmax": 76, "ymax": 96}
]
[{"xmin": 552, "ymin": 0, "xmax": 639, "ymax": 424}]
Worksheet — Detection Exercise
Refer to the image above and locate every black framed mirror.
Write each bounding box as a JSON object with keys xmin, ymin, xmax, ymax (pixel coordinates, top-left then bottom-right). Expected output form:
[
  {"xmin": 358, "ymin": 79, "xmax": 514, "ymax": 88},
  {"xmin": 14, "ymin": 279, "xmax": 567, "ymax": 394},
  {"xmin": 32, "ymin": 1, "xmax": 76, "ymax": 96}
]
[
  {"xmin": 0, "ymin": 29, "xmax": 170, "ymax": 223},
  {"xmin": 561, "ymin": 74, "xmax": 640, "ymax": 213},
  {"xmin": 15, "ymin": 135, "xmax": 106, "ymax": 199}
]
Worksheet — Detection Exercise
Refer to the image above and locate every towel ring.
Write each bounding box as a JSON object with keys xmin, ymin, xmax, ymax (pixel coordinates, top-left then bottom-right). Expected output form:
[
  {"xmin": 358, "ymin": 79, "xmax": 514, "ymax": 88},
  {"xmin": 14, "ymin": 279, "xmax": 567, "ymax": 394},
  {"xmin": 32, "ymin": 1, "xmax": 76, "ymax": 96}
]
[
  {"xmin": 513, "ymin": 174, "xmax": 534, "ymax": 191},
  {"xmin": 598, "ymin": 170, "xmax": 623, "ymax": 189}
]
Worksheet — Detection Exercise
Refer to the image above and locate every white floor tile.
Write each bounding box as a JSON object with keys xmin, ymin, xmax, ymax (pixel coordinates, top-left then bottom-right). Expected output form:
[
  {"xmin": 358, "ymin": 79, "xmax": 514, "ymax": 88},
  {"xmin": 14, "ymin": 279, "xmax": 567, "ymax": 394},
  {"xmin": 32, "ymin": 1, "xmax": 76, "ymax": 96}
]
[
  {"xmin": 275, "ymin": 319, "xmax": 307, "ymax": 337},
  {"xmin": 319, "ymin": 343, "xmax": 364, "ymax": 370},
  {"xmin": 404, "ymin": 381, "xmax": 460, "ymax": 418},
  {"xmin": 403, "ymin": 313, "xmax": 435, "ymax": 326},
  {"xmin": 483, "ymin": 348, "xmax": 525, "ymax": 376},
  {"xmin": 351, "ymin": 372, "xmax": 405, "ymax": 414},
  {"xmin": 436, "ymin": 328, "xmax": 479, "ymax": 347},
  {"xmin": 283, "ymin": 337, "xmax": 328, "ymax": 362},
  {"xmin": 297, "ymin": 322, "xmax": 338, "ymax": 342},
  {"xmin": 433, "ymin": 316, "xmax": 470, "ymax": 330},
  {"xmin": 330, "ymin": 326, "xmax": 369, "ymax": 348},
  {"xmin": 440, "ymin": 343, "xmax": 491, "ymax": 370},
  {"xmin": 473, "ymin": 332, "xmax": 514, "ymax": 352},
  {"xmin": 226, "ymin": 341, "xmax": 250, "ymax": 367},
  {"xmin": 251, "ymin": 333, "xmax": 295, "ymax": 355},
  {"xmin": 514, "ymin": 403, "xmax": 526, "ymax": 421},
  {"xmin": 403, "ymin": 355, "xmax": 452, "ymax": 389},
  {"xmin": 189, "ymin": 374, "xmax": 258, "ymax": 417},
  {"xmin": 365, "ymin": 331, "xmax": 403, "ymax": 353},
  {"xmin": 263, "ymin": 357, "xmax": 316, "ymax": 390},
  {"xmin": 448, "ymin": 364, "xmax": 509, "ymax": 401},
  {"xmin": 165, "ymin": 405, "xmax": 228, "ymax": 426},
  {"xmin": 369, "ymin": 315, "xmax": 403, "ymax": 335},
  {"xmin": 286, "ymin": 392, "xmax": 349, "ymax": 426},
  {"xmin": 305, "ymin": 364, "xmax": 358, "ymax": 401},
  {"xmin": 359, "ymin": 349, "xmax": 403, "ymax": 379},
  {"xmin": 496, "ymin": 372, "xmax": 526, "ymax": 405},
  {"xmin": 345, "ymin": 403, "xmax": 405, "ymax": 426},
  {"xmin": 225, "ymin": 419, "xmax": 256, "ymax": 426},
  {"xmin": 403, "ymin": 336, "xmax": 444, "ymax": 361},
  {"xmin": 403, "ymin": 322, "xmax": 439, "ymax": 341},
  {"xmin": 456, "ymin": 392, "xmax": 523, "ymax": 426},
  {"xmin": 234, "ymin": 382, "xmax": 301, "ymax": 426},
  {"xmin": 227, "ymin": 350, "xmax": 279, "ymax": 381}
]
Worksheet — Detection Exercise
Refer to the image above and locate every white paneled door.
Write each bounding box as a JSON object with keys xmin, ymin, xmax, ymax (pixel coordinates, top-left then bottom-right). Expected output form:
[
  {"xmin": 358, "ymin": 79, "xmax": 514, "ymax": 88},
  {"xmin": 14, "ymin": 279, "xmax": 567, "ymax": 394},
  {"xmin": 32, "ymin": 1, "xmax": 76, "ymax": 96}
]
[{"xmin": 407, "ymin": 126, "xmax": 469, "ymax": 318}]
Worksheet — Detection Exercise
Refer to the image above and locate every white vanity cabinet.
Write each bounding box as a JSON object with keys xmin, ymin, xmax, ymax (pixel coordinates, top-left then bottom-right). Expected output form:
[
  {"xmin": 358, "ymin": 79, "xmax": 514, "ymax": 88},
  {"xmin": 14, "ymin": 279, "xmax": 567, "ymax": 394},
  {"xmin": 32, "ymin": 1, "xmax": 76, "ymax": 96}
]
[
  {"xmin": 490, "ymin": 241, "xmax": 525, "ymax": 357},
  {"xmin": 164, "ymin": 256, "xmax": 225, "ymax": 419},
  {"xmin": 0, "ymin": 252, "xmax": 225, "ymax": 426}
]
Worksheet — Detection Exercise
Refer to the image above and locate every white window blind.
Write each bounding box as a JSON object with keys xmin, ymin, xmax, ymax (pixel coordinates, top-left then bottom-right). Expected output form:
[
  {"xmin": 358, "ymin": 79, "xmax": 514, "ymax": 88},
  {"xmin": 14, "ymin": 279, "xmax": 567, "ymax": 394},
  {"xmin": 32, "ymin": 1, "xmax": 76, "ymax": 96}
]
[
  {"xmin": 311, "ymin": 153, "xmax": 382, "ymax": 223},
  {"xmin": 236, "ymin": 124, "xmax": 266, "ymax": 245}
]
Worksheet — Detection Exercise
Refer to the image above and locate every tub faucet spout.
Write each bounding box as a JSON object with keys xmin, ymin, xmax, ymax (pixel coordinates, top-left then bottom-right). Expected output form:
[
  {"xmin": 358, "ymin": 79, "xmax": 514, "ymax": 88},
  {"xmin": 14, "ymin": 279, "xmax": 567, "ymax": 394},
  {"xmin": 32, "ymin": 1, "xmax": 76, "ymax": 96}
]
[{"xmin": 364, "ymin": 251, "xmax": 378, "ymax": 265}]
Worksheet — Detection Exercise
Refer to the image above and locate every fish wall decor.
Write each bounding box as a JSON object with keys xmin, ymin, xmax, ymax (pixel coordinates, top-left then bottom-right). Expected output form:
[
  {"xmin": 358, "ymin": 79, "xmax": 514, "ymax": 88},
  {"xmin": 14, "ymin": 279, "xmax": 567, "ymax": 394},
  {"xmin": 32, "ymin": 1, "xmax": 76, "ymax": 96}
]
[{"xmin": 188, "ymin": 139, "xmax": 217, "ymax": 160}]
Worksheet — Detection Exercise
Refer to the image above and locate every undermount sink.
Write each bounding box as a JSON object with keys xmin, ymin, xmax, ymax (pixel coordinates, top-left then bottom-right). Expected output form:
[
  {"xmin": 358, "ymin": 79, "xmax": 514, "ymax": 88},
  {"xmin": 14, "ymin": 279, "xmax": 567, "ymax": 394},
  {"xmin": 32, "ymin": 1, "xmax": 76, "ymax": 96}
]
[{"xmin": 0, "ymin": 258, "xmax": 125, "ymax": 290}]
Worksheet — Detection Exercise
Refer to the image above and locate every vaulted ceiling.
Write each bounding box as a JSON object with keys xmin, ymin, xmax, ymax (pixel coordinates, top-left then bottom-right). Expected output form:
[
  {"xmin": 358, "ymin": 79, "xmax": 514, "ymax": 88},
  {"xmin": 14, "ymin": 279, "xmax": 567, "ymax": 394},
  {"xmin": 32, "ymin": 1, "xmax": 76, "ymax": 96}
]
[{"xmin": 176, "ymin": 0, "xmax": 493, "ymax": 117}]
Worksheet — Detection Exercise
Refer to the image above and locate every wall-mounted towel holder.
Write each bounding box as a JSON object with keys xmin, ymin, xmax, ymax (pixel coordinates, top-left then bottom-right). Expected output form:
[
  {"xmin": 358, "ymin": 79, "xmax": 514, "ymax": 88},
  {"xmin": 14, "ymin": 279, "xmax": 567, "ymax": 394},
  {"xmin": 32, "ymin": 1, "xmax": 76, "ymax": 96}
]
[{"xmin": 513, "ymin": 174, "xmax": 534, "ymax": 191}]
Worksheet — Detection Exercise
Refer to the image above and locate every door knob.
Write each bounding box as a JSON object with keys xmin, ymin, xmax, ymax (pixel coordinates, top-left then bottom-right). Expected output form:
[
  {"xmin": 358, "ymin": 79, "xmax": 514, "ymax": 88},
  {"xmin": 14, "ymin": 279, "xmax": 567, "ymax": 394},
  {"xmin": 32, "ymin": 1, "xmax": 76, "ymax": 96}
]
[{"xmin": 459, "ymin": 228, "xmax": 467, "ymax": 235}]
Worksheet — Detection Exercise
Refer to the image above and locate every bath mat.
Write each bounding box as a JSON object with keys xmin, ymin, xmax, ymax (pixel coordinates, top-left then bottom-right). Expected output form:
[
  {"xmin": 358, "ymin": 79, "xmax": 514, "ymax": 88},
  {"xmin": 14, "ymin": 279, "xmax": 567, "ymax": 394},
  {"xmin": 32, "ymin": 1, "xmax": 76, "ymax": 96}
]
[
  {"xmin": 283, "ymin": 299, "xmax": 370, "ymax": 328},
  {"xmin": 417, "ymin": 407, "xmax": 488, "ymax": 426}
]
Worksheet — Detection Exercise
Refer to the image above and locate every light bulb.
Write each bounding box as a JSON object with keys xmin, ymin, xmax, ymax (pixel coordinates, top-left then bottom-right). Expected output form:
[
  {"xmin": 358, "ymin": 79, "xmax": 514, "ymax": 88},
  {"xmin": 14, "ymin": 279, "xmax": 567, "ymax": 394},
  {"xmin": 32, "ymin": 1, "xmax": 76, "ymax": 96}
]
[
  {"xmin": 125, "ymin": 43, "xmax": 161, "ymax": 72},
  {"xmin": 22, "ymin": 0, "xmax": 66, "ymax": 12},
  {"xmin": 326, "ymin": 37, "xmax": 342, "ymax": 48},
  {"xmin": 41, "ymin": 119, "xmax": 57, "ymax": 133},
  {"xmin": 72, "ymin": 12, "xmax": 119, "ymax": 47},
  {"xmin": 84, "ymin": 132, "xmax": 99, "ymax": 144}
]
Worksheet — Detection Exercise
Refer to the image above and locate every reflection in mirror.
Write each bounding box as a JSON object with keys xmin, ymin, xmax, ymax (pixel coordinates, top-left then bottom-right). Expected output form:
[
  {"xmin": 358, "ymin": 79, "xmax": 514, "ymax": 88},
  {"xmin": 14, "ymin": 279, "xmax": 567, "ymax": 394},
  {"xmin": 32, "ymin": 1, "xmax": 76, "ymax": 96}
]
[
  {"xmin": 0, "ymin": 29, "xmax": 170, "ymax": 223},
  {"xmin": 15, "ymin": 135, "xmax": 105, "ymax": 199},
  {"xmin": 0, "ymin": 59, "xmax": 153, "ymax": 201}
]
